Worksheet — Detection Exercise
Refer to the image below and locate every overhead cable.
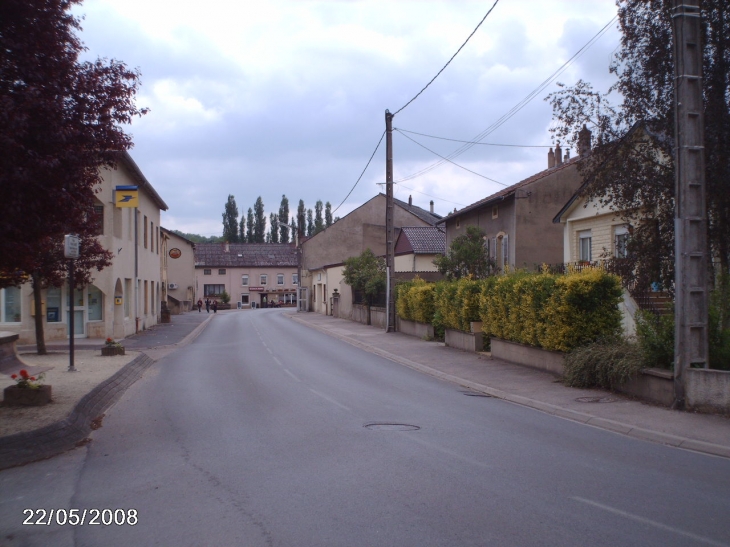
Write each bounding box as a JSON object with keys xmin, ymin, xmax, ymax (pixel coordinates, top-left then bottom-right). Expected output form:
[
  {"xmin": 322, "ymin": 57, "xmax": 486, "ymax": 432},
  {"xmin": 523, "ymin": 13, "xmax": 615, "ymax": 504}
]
[
  {"xmin": 393, "ymin": 0, "xmax": 500, "ymax": 117},
  {"xmin": 395, "ymin": 15, "xmax": 618, "ymax": 183},
  {"xmin": 332, "ymin": 130, "xmax": 386, "ymax": 215},
  {"xmin": 395, "ymin": 128, "xmax": 553, "ymax": 147}
]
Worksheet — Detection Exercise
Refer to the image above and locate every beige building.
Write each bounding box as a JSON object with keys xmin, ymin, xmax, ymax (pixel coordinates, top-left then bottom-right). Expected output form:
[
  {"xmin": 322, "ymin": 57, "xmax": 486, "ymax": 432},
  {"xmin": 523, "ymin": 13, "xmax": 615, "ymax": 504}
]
[
  {"xmin": 160, "ymin": 228, "xmax": 197, "ymax": 313},
  {"xmin": 394, "ymin": 226, "xmax": 445, "ymax": 275},
  {"xmin": 194, "ymin": 243, "xmax": 298, "ymax": 308},
  {"xmin": 301, "ymin": 194, "xmax": 441, "ymax": 318},
  {"xmin": 0, "ymin": 152, "xmax": 168, "ymax": 343}
]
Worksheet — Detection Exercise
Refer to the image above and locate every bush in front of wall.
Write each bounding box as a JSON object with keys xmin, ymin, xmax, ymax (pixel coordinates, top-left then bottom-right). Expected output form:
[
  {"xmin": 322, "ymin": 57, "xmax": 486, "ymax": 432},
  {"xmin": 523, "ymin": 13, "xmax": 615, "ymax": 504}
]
[
  {"xmin": 538, "ymin": 268, "xmax": 623, "ymax": 352},
  {"xmin": 635, "ymin": 309, "xmax": 674, "ymax": 370},
  {"xmin": 563, "ymin": 336, "xmax": 644, "ymax": 389}
]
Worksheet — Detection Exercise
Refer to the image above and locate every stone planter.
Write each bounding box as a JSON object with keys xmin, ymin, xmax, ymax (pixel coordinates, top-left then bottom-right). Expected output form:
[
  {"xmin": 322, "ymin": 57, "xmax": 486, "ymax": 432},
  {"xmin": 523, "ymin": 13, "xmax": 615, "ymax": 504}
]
[
  {"xmin": 101, "ymin": 346, "xmax": 125, "ymax": 356},
  {"xmin": 3, "ymin": 385, "xmax": 52, "ymax": 406},
  {"xmin": 445, "ymin": 328, "xmax": 483, "ymax": 353}
]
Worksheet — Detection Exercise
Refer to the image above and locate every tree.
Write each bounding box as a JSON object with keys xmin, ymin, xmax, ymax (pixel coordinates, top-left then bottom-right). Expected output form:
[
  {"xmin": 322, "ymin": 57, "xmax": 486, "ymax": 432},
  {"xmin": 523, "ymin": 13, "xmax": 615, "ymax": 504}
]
[
  {"xmin": 239, "ymin": 216, "xmax": 246, "ymax": 243},
  {"xmin": 434, "ymin": 226, "xmax": 493, "ymax": 280},
  {"xmin": 222, "ymin": 195, "xmax": 239, "ymax": 243},
  {"xmin": 297, "ymin": 200, "xmax": 306, "ymax": 238},
  {"xmin": 306, "ymin": 209, "xmax": 314, "ymax": 237},
  {"xmin": 269, "ymin": 212, "xmax": 279, "ymax": 243},
  {"xmin": 314, "ymin": 200, "xmax": 324, "ymax": 234},
  {"xmin": 246, "ymin": 208, "xmax": 255, "ymax": 243},
  {"xmin": 546, "ymin": 0, "xmax": 730, "ymax": 293},
  {"xmin": 253, "ymin": 197, "xmax": 266, "ymax": 243},
  {"xmin": 325, "ymin": 201, "xmax": 333, "ymax": 227},
  {"xmin": 1, "ymin": 0, "xmax": 146, "ymax": 353},
  {"xmin": 279, "ymin": 195, "xmax": 290, "ymax": 243},
  {"xmin": 342, "ymin": 249, "xmax": 386, "ymax": 325}
]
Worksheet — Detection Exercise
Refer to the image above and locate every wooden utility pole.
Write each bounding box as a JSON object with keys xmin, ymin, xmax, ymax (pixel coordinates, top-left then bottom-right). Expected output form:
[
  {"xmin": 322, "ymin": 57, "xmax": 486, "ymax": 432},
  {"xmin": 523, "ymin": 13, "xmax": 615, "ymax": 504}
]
[
  {"xmin": 672, "ymin": 0, "xmax": 709, "ymax": 408},
  {"xmin": 385, "ymin": 109, "xmax": 395, "ymax": 332}
]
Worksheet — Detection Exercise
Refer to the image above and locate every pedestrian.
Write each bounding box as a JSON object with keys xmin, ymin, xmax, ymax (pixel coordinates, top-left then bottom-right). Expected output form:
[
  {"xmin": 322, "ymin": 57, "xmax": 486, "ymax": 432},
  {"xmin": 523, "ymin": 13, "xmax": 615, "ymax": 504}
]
[
  {"xmin": 197, "ymin": 299, "xmax": 202, "ymax": 313},
  {"xmin": 213, "ymin": 300, "xmax": 218, "ymax": 313},
  {"xmin": 205, "ymin": 298, "xmax": 210, "ymax": 313}
]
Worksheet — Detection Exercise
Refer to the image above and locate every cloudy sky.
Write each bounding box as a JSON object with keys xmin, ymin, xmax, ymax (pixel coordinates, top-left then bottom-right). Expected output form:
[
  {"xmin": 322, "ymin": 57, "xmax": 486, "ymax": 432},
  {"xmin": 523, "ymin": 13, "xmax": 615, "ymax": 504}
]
[{"xmin": 73, "ymin": 0, "xmax": 621, "ymax": 238}]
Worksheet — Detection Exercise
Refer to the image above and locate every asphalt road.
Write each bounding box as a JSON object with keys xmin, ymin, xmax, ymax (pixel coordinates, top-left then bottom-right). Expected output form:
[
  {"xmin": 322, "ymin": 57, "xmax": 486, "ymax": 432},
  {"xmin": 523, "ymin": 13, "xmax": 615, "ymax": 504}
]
[{"xmin": 1, "ymin": 309, "xmax": 729, "ymax": 547}]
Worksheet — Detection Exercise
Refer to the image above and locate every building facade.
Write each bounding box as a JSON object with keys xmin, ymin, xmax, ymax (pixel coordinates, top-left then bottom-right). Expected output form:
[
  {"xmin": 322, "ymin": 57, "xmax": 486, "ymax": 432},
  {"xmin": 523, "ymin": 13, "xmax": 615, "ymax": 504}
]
[{"xmin": 0, "ymin": 152, "xmax": 168, "ymax": 343}]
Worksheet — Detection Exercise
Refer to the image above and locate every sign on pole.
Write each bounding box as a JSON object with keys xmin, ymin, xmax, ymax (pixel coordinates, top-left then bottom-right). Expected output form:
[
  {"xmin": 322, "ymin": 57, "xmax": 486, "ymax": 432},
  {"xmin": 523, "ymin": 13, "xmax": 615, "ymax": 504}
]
[
  {"xmin": 64, "ymin": 234, "xmax": 80, "ymax": 259},
  {"xmin": 115, "ymin": 185, "xmax": 139, "ymax": 208}
]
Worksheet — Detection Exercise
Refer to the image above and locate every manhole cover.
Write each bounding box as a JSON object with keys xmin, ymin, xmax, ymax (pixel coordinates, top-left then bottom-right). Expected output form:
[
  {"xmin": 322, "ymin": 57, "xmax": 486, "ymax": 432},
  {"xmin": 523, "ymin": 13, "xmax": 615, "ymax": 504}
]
[
  {"xmin": 575, "ymin": 396, "xmax": 617, "ymax": 403},
  {"xmin": 460, "ymin": 390, "xmax": 492, "ymax": 398},
  {"xmin": 363, "ymin": 422, "xmax": 420, "ymax": 431}
]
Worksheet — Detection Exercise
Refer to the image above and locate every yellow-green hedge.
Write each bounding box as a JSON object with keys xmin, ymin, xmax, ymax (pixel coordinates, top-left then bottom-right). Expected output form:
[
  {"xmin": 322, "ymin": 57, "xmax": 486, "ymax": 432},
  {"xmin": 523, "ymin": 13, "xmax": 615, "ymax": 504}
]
[{"xmin": 396, "ymin": 268, "xmax": 623, "ymax": 352}]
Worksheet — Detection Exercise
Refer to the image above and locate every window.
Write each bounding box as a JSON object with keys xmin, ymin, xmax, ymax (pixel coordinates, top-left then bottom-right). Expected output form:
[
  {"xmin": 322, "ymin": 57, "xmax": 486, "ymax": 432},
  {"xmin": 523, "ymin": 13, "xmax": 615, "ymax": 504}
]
[
  {"xmin": 1, "ymin": 287, "xmax": 22, "ymax": 323},
  {"xmin": 502, "ymin": 234, "xmax": 509, "ymax": 269},
  {"xmin": 93, "ymin": 205, "xmax": 104, "ymax": 236},
  {"xmin": 144, "ymin": 280, "xmax": 149, "ymax": 315},
  {"xmin": 456, "ymin": 219, "xmax": 461, "ymax": 229},
  {"xmin": 124, "ymin": 279, "xmax": 132, "ymax": 317},
  {"xmin": 241, "ymin": 294, "xmax": 250, "ymax": 305},
  {"xmin": 492, "ymin": 205, "xmax": 499, "ymax": 219},
  {"xmin": 88, "ymin": 285, "xmax": 103, "ymax": 321},
  {"xmin": 277, "ymin": 274, "xmax": 284, "ymax": 285},
  {"xmin": 204, "ymin": 284, "xmax": 226, "ymax": 296},
  {"xmin": 218, "ymin": 269, "xmax": 226, "ymax": 275},
  {"xmin": 614, "ymin": 225, "xmax": 630, "ymax": 258},
  {"xmin": 260, "ymin": 274, "xmax": 267, "ymax": 285},
  {"xmin": 579, "ymin": 230, "xmax": 592, "ymax": 262},
  {"xmin": 150, "ymin": 221, "xmax": 154, "ymax": 252},
  {"xmin": 242, "ymin": 275, "xmax": 249, "ymax": 286},
  {"xmin": 143, "ymin": 215, "xmax": 148, "ymax": 248},
  {"xmin": 292, "ymin": 273, "xmax": 299, "ymax": 285},
  {"xmin": 47, "ymin": 287, "xmax": 61, "ymax": 322},
  {"xmin": 204, "ymin": 269, "xmax": 212, "ymax": 275}
]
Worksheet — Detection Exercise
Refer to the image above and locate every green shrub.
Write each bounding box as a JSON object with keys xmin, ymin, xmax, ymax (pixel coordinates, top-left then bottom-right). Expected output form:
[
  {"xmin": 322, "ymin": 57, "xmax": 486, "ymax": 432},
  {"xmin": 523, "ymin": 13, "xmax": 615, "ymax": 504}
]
[
  {"xmin": 563, "ymin": 337, "xmax": 644, "ymax": 389},
  {"xmin": 635, "ymin": 309, "xmax": 674, "ymax": 369}
]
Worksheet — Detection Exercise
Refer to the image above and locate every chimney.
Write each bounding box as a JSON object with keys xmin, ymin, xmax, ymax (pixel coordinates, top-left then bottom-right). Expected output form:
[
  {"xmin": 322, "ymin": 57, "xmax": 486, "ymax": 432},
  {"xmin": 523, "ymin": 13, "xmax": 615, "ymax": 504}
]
[
  {"xmin": 578, "ymin": 124, "xmax": 592, "ymax": 158},
  {"xmin": 430, "ymin": 200, "xmax": 434, "ymax": 214},
  {"xmin": 408, "ymin": 195, "xmax": 412, "ymax": 206},
  {"xmin": 555, "ymin": 142, "xmax": 563, "ymax": 166},
  {"xmin": 224, "ymin": 242, "xmax": 229, "ymax": 253},
  {"xmin": 548, "ymin": 148, "xmax": 555, "ymax": 168},
  {"xmin": 564, "ymin": 149, "xmax": 570, "ymax": 162}
]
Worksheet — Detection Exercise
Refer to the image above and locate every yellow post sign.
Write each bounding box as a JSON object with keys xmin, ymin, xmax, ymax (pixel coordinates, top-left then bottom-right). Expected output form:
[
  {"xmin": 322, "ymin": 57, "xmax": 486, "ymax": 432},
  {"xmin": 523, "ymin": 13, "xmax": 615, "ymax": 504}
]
[{"xmin": 115, "ymin": 185, "xmax": 139, "ymax": 208}]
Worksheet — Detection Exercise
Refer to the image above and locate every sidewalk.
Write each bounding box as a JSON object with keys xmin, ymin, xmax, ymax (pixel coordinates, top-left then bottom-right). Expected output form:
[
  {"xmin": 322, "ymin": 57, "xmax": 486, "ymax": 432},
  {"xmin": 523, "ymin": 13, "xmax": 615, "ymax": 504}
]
[
  {"xmin": 288, "ymin": 312, "xmax": 730, "ymax": 459},
  {"xmin": 0, "ymin": 311, "xmax": 214, "ymax": 470}
]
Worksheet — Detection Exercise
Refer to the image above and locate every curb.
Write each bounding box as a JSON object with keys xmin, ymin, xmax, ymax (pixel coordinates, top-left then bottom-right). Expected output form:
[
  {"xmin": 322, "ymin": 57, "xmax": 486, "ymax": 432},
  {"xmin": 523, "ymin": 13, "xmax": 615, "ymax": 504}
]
[
  {"xmin": 289, "ymin": 314, "xmax": 730, "ymax": 459},
  {"xmin": 0, "ymin": 353, "xmax": 154, "ymax": 471},
  {"xmin": 0, "ymin": 315, "xmax": 215, "ymax": 471}
]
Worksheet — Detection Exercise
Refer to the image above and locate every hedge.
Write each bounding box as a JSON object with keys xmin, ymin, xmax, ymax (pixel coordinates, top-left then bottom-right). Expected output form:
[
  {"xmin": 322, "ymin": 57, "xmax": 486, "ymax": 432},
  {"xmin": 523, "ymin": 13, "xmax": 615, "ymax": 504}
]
[{"xmin": 396, "ymin": 268, "xmax": 623, "ymax": 352}]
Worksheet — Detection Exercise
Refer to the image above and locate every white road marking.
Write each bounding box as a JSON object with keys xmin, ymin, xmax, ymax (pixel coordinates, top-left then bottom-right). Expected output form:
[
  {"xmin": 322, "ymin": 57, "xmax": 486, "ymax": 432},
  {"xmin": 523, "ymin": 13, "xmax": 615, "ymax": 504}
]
[
  {"xmin": 308, "ymin": 388, "xmax": 350, "ymax": 411},
  {"xmin": 572, "ymin": 496, "xmax": 730, "ymax": 547}
]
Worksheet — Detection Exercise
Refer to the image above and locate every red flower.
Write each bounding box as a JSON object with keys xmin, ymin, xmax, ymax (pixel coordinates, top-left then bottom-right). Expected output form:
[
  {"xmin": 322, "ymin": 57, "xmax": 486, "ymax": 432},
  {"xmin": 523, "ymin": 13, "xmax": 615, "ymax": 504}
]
[
  {"xmin": 19, "ymin": 370, "xmax": 29, "ymax": 378},
  {"xmin": 11, "ymin": 374, "xmax": 17, "ymax": 379},
  {"xmin": 30, "ymin": 377, "xmax": 36, "ymax": 381}
]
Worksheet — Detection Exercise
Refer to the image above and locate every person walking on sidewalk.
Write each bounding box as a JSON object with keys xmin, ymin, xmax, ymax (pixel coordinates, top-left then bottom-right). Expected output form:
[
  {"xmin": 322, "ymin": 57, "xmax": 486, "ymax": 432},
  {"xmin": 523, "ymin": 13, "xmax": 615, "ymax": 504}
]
[
  {"xmin": 197, "ymin": 299, "xmax": 203, "ymax": 313},
  {"xmin": 212, "ymin": 300, "xmax": 218, "ymax": 313},
  {"xmin": 205, "ymin": 298, "xmax": 210, "ymax": 313}
]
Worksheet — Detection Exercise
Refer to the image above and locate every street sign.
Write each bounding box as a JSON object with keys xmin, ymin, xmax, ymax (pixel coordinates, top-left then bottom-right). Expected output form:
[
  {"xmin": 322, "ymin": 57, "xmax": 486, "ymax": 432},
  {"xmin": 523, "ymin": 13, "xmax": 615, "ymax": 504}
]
[{"xmin": 64, "ymin": 234, "xmax": 80, "ymax": 259}]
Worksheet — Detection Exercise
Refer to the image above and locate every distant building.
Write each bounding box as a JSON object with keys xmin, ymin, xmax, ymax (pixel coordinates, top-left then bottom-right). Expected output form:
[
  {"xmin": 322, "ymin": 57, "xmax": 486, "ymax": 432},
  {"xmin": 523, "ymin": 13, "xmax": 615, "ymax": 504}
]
[
  {"xmin": 160, "ymin": 228, "xmax": 196, "ymax": 313},
  {"xmin": 193, "ymin": 243, "xmax": 298, "ymax": 308},
  {"xmin": 394, "ymin": 226, "xmax": 445, "ymax": 281},
  {"xmin": 301, "ymin": 194, "xmax": 441, "ymax": 320}
]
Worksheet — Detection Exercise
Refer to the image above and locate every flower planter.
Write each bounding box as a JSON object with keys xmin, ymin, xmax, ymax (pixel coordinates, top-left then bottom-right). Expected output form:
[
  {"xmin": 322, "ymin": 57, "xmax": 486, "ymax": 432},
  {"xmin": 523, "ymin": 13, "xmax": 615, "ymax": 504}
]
[
  {"xmin": 101, "ymin": 346, "xmax": 125, "ymax": 356},
  {"xmin": 3, "ymin": 385, "xmax": 52, "ymax": 406}
]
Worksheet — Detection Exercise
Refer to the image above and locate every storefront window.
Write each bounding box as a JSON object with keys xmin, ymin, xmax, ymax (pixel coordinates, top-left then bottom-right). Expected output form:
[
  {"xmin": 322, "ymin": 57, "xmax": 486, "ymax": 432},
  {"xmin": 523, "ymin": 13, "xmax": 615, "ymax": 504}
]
[
  {"xmin": 47, "ymin": 287, "xmax": 62, "ymax": 322},
  {"xmin": 1, "ymin": 287, "xmax": 22, "ymax": 323},
  {"xmin": 88, "ymin": 285, "xmax": 103, "ymax": 321}
]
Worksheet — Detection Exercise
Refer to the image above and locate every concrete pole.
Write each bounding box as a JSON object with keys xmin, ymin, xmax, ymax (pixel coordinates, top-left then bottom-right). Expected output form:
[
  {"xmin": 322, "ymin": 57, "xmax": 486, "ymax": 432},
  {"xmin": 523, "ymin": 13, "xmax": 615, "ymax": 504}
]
[
  {"xmin": 385, "ymin": 110, "xmax": 395, "ymax": 333},
  {"xmin": 672, "ymin": 0, "xmax": 709, "ymax": 408}
]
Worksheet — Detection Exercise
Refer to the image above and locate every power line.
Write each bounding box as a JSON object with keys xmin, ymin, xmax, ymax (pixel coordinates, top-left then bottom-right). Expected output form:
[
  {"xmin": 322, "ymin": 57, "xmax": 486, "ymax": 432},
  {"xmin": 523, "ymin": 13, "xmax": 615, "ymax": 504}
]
[
  {"xmin": 332, "ymin": 130, "xmax": 386, "ymax": 215},
  {"xmin": 395, "ymin": 127, "xmax": 553, "ymax": 147},
  {"xmin": 395, "ymin": 15, "xmax": 618, "ymax": 183},
  {"xmin": 393, "ymin": 0, "xmax": 500, "ymax": 117},
  {"xmin": 396, "ymin": 128, "xmax": 507, "ymax": 186},
  {"xmin": 395, "ymin": 182, "xmax": 468, "ymax": 208}
]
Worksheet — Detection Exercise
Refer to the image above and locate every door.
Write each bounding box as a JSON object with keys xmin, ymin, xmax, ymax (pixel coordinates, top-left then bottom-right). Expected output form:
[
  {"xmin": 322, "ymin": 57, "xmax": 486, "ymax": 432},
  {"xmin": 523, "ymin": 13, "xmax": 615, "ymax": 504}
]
[{"xmin": 66, "ymin": 286, "xmax": 86, "ymax": 338}]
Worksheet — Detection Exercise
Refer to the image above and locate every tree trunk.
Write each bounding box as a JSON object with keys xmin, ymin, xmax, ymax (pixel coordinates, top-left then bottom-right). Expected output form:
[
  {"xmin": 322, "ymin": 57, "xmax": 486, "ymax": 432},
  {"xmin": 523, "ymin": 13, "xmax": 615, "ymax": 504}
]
[
  {"xmin": 31, "ymin": 271, "xmax": 47, "ymax": 355},
  {"xmin": 366, "ymin": 302, "xmax": 372, "ymax": 326}
]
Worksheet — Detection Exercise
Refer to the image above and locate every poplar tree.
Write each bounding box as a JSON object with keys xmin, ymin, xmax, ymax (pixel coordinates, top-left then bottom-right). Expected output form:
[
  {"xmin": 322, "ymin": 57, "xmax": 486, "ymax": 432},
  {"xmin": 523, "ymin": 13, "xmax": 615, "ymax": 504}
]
[
  {"xmin": 222, "ymin": 195, "xmax": 239, "ymax": 243},
  {"xmin": 314, "ymin": 200, "xmax": 324, "ymax": 234},
  {"xmin": 306, "ymin": 209, "xmax": 314, "ymax": 237},
  {"xmin": 253, "ymin": 196, "xmax": 266, "ymax": 243},
  {"xmin": 269, "ymin": 213, "xmax": 280, "ymax": 243},
  {"xmin": 279, "ymin": 195, "xmax": 290, "ymax": 243},
  {"xmin": 246, "ymin": 208, "xmax": 255, "ymax": 243},
  {"xmin": 325, "ymin": 201, "xmax": 333, "ymax": 227},
  {"xmin": 297, "ymin": 200, "xmax": 306, "ymax": 238}
]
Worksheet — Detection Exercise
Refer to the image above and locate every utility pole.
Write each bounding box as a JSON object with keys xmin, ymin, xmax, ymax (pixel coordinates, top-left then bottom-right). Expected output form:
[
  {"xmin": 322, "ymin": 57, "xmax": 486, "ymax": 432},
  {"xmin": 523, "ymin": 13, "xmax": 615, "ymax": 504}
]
[
  {"xmin": 672, "ymin": 0, "xmax": 708, "ymax": 408},
  {"xmin": 385, "ymin": 109, "xmax": 395, "ymax": 332}
]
